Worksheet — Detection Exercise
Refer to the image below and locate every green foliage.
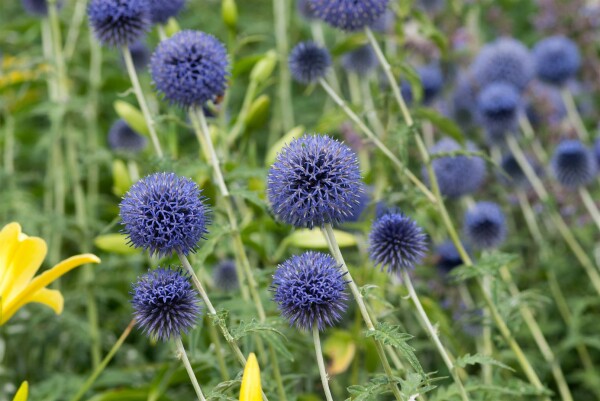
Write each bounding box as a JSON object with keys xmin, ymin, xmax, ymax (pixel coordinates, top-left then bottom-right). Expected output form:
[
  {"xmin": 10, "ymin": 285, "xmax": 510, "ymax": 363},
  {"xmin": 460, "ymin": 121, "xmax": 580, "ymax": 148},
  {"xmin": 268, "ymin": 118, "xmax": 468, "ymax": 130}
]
[{"xmin": 365, "ymin": 323, "xmax": 425, "ymax": 378}]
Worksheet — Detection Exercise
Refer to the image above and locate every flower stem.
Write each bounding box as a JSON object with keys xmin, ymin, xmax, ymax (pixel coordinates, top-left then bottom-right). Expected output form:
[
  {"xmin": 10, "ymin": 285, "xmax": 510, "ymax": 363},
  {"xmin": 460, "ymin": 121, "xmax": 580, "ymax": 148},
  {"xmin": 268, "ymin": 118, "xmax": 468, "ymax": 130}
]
[
  {"xmin": 401, "ymin": 269, "xmax": 470, "ymax": 401},
  {"xmin": 578, "ymin": 186, "xmax": 600, "ymax": 232},
  {"xmin": 518, "ymin": 114, "xmax": 548, "ymax": 163},
  {"xmin": 321, "ymin": 224, "xmax": 403, "ymax": 401},
  {"xmin": 64, "ymin": 0, "xmax": 88, "ymax": 62},
  {"xmin": 121, "ymin": 46, "xmax": 164, "ymax": 158},
  {"xmin": 313, "ymin": 326, "xmax": 335, "ymax": 401},
  {"xmin": 318, "ymin": 78, "xmax": 436, "ymax": 204},
  {"xmin": 175, "ymin": 337, "xmax": 207, "ymax": 401},
  {"xmin": 560, "ymin": 88, "xmax": 589, "ymax": 141},
  {"xmin": 499, "ymin": 266, "xmax": 574, "ymax": 401},
  {"xmin": 69, "ymin": 319, "xmax": 136, "ymax": 401},
  {"xmin": 273, "ymin": 0, "xmax": 294, "ymax": 132},
  {"xmin": 208, "ymin": 321, "xmax": 230, "ymax": 380}
]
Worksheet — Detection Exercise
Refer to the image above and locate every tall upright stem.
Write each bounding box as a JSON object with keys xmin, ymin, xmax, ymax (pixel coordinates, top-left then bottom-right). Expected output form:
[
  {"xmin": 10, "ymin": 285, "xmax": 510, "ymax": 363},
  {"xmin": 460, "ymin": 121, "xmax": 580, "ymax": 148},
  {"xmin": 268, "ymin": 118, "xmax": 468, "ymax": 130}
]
[
  {"xmin": 401, "ymin": 270, "xmax": 470, "ymax": 401},
  {"xmin": 578, "ymin": 187, "xmax": 600, "ymax": 232},
  {"xmin": 313, "ymin": 326, "xmax": 335, "ymax": 401},
  {"xmin": 121, "ymin": 46, "xmax": 164, "ymax": 158},
  {"xmin": 321, "ymin": 224, "xmax": 403, "ymax": 401},
  {"xmin": 175, "ymin": 337, "xmax": 207, "ymax": 401},
  {"xmin": 561, "ymin": 88, "xmax": 588, "ymax": 141},
  {"xmin": 273, "ymin": 0, "xmax": 294, "ymax": 132}
]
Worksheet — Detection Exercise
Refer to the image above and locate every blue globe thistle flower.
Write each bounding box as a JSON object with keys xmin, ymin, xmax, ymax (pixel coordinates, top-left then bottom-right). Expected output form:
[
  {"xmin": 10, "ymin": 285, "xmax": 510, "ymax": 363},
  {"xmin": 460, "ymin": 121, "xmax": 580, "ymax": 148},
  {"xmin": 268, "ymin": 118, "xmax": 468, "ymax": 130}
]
[
  {"xmin": 435, "ymin": 240, "xmax": 468, "ymax": 274},
  {"xmin": 267, "ymin": 135, "xmax": 363, "ymax": 229},
  {"xmin": 368, "ymin": 211, "xmax": 428, "ymax": 273},
  {"xmin": 127, "ymin": 40, "xmax": 151, "ymax": 71},
  {"xmin": 88, "ymin": 0, "xmax": 150, "ymax": 47},
  {"xmin": 131, "ymin": 267, "xmax": 201, "ymax": 341},
  {"xmin": 341, "ymin": 45, "xmax": 378, "ymax": 77},
  {"xmin": 499, "ymin": 153, "xmax": 542, "ymax": 188},
  {"xmin": 296, "ymin": 0, "xmax": 317, "ymax": 20},
  {"xmin": 21, "ymin": 0, "xmax": 62, "ymax": 16},
  {"xmin": 309, "ymin": 0, "xmax": 390, "ymax": 31},
  {"xmin": 289, "ymin": 41, "xmax": 332, "ymax": 84},
  {"xmin": 271, "ymin": 252, "xmax": 348, "ymax": 331},
  {"xmin": 463, "ymin": 202, "xmax": 507, "ymax": 249},
  {"xmin": 471, "ymin": 38, "xmax": 533, "ymax": 92},
  {"xmin": 148, "ymin": 0, "xmax": 186, "ymax": 24},
  {"xmin": 369, "ymin": 8, "xmax": 395, "ymax": 32},
  {"xmin": 533, "ymin": 36, "xmax": 580, "ymax": 86},
  {"xmin": 426, "ymin": 138, "xmax": 486, "ymax": 199},
  {"xmin": 120, "ymin": 172, "xmax": 211, "ymax": 257},
  {"xmin": 400, "ymin": 64, "xmax": 444, "ymax": 105},
  {"xmin": 151, "ymin": 30, "xmax": 229, "ymax": 108},
  {"xmin": 346, "ymin": 185, "xmax": 370, "ymax": 222},
  {"xmin": 452, "ymin": 72, "xmax": 478, "ymax": 128},
  {"xmin": 213, "ymin": 260, "xmax": 239, "ymax": 292},
  {"xmin": 108, "ymin": 119, "xmax": 147, "ymax": 153},
  {"xmin": 550, "ymin": 139, "xmax": 597, "ymax": 188},
  {"xmin": 477, "ymin": 82, "xmax": 521, "ymax": 144}
]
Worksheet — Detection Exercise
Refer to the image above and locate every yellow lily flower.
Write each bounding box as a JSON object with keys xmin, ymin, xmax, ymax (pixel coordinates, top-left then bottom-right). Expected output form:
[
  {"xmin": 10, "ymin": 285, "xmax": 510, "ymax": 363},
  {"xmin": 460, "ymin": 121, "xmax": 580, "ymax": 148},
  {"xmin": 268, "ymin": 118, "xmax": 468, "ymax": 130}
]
[
  {"xmin": 12, "ymin": 382, "xmax": 28, "ymax": 401},
  {"xmin": 0, "ymin": 222, "xmax": 100, "ymax": 325},
  {"xmin": 239, "ymin": 353, "xmax": 262, "ymax": 401}
]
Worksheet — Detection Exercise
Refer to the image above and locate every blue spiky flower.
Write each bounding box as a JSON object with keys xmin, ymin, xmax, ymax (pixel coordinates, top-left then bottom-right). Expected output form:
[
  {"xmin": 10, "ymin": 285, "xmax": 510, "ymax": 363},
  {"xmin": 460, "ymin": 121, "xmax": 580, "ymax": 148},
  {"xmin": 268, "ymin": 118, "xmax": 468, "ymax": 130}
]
[
  {"xmin": 289, "ymin": 41, "xmax": 332, "ymax": 84},
  {"xmin": 533, "ymin": 36, "xmax": 580, "ymax": 86},
  {"xmin": 369, "ymin": 211, "xmax": 428, "ymax": 273},
  {"xmin": 213, "ymin": 260, "xmax": 239, "ymax": 292},
  {"xmin": 21, "ymin": 0, "xmax": 62, "ymax": 16},
  {"xmin": 550, "ymin": 139, "xmax": 597, "ymax": 188},
  {"xmin": 267, "ymin": 135, "xmax": 363, "ymax": 229},
  {"xmin": 120, "ymin": 172, "xmax": 211, "ymax": 257},
  {"xmin": 499, "ymin": 154, "xmax": 540, "ymax": 188},
  {"xmin": 471, "ymin": 38, "xmax": 533, "ymax": 92},
  {"xmin": 463, "ymin": 202, "xmax": 507, "ymax": 250},
  {"xmin": 131, "ymin": 267, "xmax": 201, "ymax": 341},
  {"xmin": 309, "ymin": 0, "xmax": 390, "ymax": 31},
  {"xmin": 435, "ymin": 240, "xmax": 467, "ymax": 274},
  {"xmin": 426, "ymin": 138, "xmax": 486, "ymax": 199},
  {"xmin": 452, "ymin": 72, "xmax": 478, "ymax": 128},
  {"xmin": 341, "ymin": 45, "xmax": 378, "ymax": 77},
  {"xmin": 108, "ymin": 119, "xmax": 147, "ymax": 153},
  {"xmin": 150, "ymin": 30, "xmax": 229, "ymax": 108},
  {"xmin": 148, "ymin": 0, "xmax": 186, "ymax": 24},
  {"xmin": 401, "ymin": 64, "xmax": 444, "ymax": 105},
  {"xmin": 271, "ymin": 252, "xmax": 348, "ymax": 331},
  {"xmin": 477, "ymin": 82, "xmax": 521, "ymax": 144},
  {"xmin": 88, "ymin": 0, "xmax": 150, "ymax": 47}
]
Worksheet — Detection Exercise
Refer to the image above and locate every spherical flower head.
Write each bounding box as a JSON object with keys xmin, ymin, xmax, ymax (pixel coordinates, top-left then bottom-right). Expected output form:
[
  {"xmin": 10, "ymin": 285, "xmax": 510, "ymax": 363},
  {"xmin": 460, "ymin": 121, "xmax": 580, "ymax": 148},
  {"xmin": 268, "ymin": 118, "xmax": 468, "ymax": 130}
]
[
  {"xmin": 128, "ymin": 40, "xmax": 151, "ymax": 71},
  {"xmin": 289, "ymin": 41, "xmax": 332, "ymax": 84},
  {"xmin": 131, "ymin": 267, "xmax": 201, "ymax": 341},
  {"xmin": 452, "ymin": 73, "xmax": 478, "ymax": 128},
  {"xmin": 88, "ymin": 0, "xmax": 150, "ymax": 47},
  {"xmin": 550, "ymin": 139, "xmax": 597, "ymax": 188},
  {"xmin": 346, "ymin": 185, "xmax": 370, "ymax": 222},
  {"xmin": 271, "ymin": 252, "xmax": 348, "ymax": 331},
  {"xmin": 148, "ymin": 0, "xmax": 186, "ymax": 24},
  {"xmin": 108, "ymin": 119, "xmax": 147, "ymax": 153},
  {"xmin": 267, "ymin": 135, "xmax": 363, "ymax": 229},
  {"xmin": 533, "ymin": 35, "xmax": 580, "ymax": 86},
  {"xmin": 309, "ymin": 0, "xmax": 390, "ymax": 31},
  {"xmin": 297, "ymin": 0, "xmax": 317, "ymax": 20},
  {"xmin": 213, "ymin": 260, "xmax": 239, "ymax": 292},
  {"xmin": 463, "ymin": 202, "xmax": 507, "ymax": 250},
  {"xmin": 419, "ymin": 64, "xmax": 444, "ymax": 104},
  {"xmin": 436, "ymin": 240, "xmax": 468, "ymax": 274},
  {"xmin": 341, "ymin": 45, "xmax": 378, "ymax": 77},
  {"xmin": 477, "ymin": 82, "xmax": 521, "ymax": 144},
  {"xmin": 471, "ymin": 38, "xmax": 533, "ymax": 92},
  {"xmin": 426, "ymin": 138, "xmax": 486, "ymax": 199},
  {"xmin": 119, "ymin": 172, "xmax": 211, "ymax": 257},
  {"xmin": 151, "ymin": 30, "xmax": 229, "ymax": 108},
  {"xmin": 499, "ymin": 153, "xmax": 539, "ymax": 188},
  {"xmin": 21, "ymin": 0, "xmax": 62, "ymax": 16},
  {"xmin": 368, "ymin": 211, "xmax": 428, "ymax": 273}
]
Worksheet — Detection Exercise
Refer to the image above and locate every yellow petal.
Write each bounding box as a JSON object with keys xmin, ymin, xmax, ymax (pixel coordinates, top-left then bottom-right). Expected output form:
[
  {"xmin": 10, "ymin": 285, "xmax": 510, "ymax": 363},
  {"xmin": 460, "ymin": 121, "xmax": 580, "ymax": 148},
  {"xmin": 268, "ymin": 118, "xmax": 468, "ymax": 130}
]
[
  {"xmin": 0, "ymin": 223, "xmax": 23, "ymax": 285},
  {"xmin": 0, "ymin": 288, "xmax": 64, "ymax": 324},
  {"xmin": 239, "ymin": 353, "xmax": 262, "ymax": 401},
  {"xmin": 0, "ymin": 236, "xmax": 47, "ymax": 303},
  {"xmin": 2, "ymin": 254, "xmax": 100, "ymax": 323},
  {"xmin": 12, "ymin": 381, "xmax": 28, "ymax": 401}
]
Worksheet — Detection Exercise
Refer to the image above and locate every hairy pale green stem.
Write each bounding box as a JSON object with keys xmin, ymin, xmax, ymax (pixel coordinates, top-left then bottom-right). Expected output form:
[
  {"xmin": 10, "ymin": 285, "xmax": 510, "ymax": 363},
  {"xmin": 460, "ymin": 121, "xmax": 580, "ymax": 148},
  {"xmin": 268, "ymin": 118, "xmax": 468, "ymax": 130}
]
[
  {"xmin": 561, "ymin": 88, "xmax": 589, "ymax": 141},
  {"xmin": 313, "ymin": 326, "xmax": 335, "ymax": 401},
  {"xmin": 175, "ymin": 337, "xmax": 207, "ymax": 401},
  {"xmin": 273, "ymin": 0, "xmax": 294, "ymax": 132}
]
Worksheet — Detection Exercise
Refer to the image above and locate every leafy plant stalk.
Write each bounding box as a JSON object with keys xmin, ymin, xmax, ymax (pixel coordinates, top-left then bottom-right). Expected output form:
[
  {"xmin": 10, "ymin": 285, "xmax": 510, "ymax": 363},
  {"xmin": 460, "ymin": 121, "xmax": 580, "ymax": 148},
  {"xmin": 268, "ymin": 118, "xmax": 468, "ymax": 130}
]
[{"xmin": 175, "ymin": 337, "xmax": 207, "ymax": 401}]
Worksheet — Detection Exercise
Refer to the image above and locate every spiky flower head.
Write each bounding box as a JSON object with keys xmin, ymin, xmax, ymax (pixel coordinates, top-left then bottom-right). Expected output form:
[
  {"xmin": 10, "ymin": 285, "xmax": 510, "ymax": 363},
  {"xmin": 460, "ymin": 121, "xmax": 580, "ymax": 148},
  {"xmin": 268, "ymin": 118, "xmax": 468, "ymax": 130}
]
[
  {"xmin": 108, "ymin": 119, "xmax": 147, "ymax": 153},
  {"xmin": 435, "ymin": 240, "xmax": 467, "ymax": 274},
  {"xmin": 477, "ymin": 82, "xmax": 521, "ymax": 144},
  {"xmin": 471, "ymin": 38, "xmax": 533, "ymax": 92},
  {"xmin": 131, "ymin": 267, "xmax": 201, "ymax": 341},
  {"xmin": 418, "ymin": 64, "xmax": 444, "ymax": 104},
  {"xmin": 369, "ymin": 210, "xmax": 428, "ymax": 273},
  {"xmin": 88, "ymin": 0, "xmax": 150, "ymax": 47},
  {"xmin": 341, "ymin": 45, "xmax": 378, "ymax": 77},
  {"xmin": 271, "ymin": 252, "xmax": 348, "ymax": 331},
  {"xmin": 426, "ymin": 138, "xmax": 486, "ymax": 199},
  {"xmin": 213, "ymin": 260, "xmax": 239, "ymax": 292},
  {"xmin": 21, "ymin": 0, "xmax": 62, "ymax": 16},
  {"xmin": 309, "ymin": 0, "xmax": 390, "ymax": 31},
  {"xmin": 128, "ymin": 40, "xmax": 151, "ymax": 71},
  {"xmin": 120, "ymin": 172, "xmax": 211, "ymax": 257},
  {"xmin": 151, "ymin": 30, "xmax": 229, "ymax": 108},
  {"xmin": 267, "ymin": 135, "xmax": 363, "ymax": 229},
  {"xmin": 550, "ymin": 139, "xmax": 597, "ymax": 188},
  {"xmin": 452, "ymin": 72, "xmax": 478, "ymax": 128},
  {"xmin": 463, "ymin": 202, "xmax": 507, "ymax": 249},
  {"xmin": 533, "ymin": 35, "xmax": 580, "ymax": 86},
  {"xmin": 289, "ymin": 41, "xmax": 332, "ymax": 84},
  {"xmin": 148, "ymin": 0, "xmax": 186, "ymax": 24}
]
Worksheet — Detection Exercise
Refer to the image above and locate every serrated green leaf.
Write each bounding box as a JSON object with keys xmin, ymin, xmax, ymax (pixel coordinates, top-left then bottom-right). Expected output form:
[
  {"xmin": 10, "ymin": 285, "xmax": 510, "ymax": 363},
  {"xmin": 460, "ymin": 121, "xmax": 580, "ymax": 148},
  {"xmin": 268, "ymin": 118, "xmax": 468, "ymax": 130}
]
[
  {"xmin": 450, "ymin": 252, "xmax": 518, "ymax": 282},
  {"xmin": 456, "ymin": 353, "xmax": 514, "ymax": 371},
  {"xmin": 232, "ymin": 320, "xmax": 294, "ymax": 361}
]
